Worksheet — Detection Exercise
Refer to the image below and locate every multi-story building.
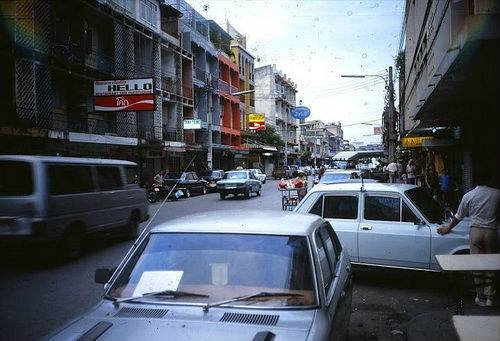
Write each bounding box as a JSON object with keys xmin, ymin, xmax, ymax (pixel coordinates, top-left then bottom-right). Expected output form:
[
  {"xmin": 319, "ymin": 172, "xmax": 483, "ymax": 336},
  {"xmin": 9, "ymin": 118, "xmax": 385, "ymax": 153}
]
[
  {"xmin": 299, "ymin": 120, "xmax": 330, "ymax": 165},
  {"xmin": 325, "ymin": 122, "xmax": 344, "ymax": 157},
  {"xmin": 400, "ymin": 0, "xmax": 499, "ymax": 191},
  {"xmin": 0, "ymin": 0, "xmax": 193, "ymax": 183},
  {"xmin": 255, "ymin": 64, "xmax": 299, "ymax": 165}
]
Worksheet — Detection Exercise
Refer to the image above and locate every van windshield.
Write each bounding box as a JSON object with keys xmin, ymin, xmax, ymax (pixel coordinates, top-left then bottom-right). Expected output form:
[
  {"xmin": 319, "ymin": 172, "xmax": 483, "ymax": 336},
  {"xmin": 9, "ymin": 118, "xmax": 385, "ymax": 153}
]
[{"xmin": 0, "ymin": 161, "xmax": 33, "ymax": 196}]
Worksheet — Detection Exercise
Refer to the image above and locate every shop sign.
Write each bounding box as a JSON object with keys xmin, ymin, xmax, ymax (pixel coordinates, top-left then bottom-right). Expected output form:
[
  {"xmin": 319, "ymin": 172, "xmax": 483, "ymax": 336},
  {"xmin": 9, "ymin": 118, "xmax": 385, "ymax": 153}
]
[
  {"xmin": 93, "ymin": 78, "xmax": 154, "ymax": 112},
  {"xmin": 291, "ymin": 106, "xmax": 311, "ymax": 119},
  {"xmin": 183, "ymin": 119, "xmax": 202, "ymax": 130},
  {"xmin": 401, "ymin": 136, "xmax": 433, "ymax": 148},
  {"xmin": 249, "ymin": 113, "xmax": 266, "ymax": 131}
]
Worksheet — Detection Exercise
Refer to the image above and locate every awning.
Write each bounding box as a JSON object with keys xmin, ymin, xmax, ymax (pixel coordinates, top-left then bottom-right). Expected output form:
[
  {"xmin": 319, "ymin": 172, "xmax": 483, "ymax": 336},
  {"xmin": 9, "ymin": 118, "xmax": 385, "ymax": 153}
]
[{"xmin": 332, "ymin": 150, "xmax": 384, "ymax": 161}]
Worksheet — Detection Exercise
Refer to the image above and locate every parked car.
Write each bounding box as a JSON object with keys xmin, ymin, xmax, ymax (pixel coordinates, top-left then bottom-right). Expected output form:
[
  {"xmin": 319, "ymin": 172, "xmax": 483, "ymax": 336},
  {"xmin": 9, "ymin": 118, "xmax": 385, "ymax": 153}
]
[
  {"xmin": 216, "ymin": 170, "xmax": 262, "ymax": 200},
  {"xmin": 48, "ymin": 211, "xmax": 352, "ymax": 341},
  {"xmin": 295, "ymin": 182, "xmax": 470, "ymax": 271},
  {"xmin": 319, "ymin": 170, "xmax": 361, "ymax": 184},
  {"xmin": 0, "ymin": 155, "xmax": 148, "ymax": 259},
  {"xmin": 163, "ymin": 172, "xmax": 207, "ymax": 197},
  {"xmin": 249, "ymin": 168, "xmax": 266, "ymax": 183},
  {"xmin": 272, "ymin": 166, "xmax": 292, "ymax": 179},
  {"xmin": 198, "ymin": 170, "xmax": 225, "ymax": 192}
]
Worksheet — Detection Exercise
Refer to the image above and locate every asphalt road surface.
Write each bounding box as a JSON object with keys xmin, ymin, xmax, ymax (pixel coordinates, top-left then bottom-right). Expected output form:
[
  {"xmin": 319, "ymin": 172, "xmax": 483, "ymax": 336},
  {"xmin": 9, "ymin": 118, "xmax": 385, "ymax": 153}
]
[{"xmin": 0, "ymin": 180, "xmax": 487, "ymax": 341}]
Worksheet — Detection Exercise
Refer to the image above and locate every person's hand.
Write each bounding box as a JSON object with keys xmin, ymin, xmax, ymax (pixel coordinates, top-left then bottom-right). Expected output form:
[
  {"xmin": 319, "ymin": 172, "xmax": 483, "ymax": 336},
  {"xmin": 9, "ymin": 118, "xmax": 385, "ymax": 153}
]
[{"xmin": 437, "ymin": 225, "xmax": 451, "ymax": 235}]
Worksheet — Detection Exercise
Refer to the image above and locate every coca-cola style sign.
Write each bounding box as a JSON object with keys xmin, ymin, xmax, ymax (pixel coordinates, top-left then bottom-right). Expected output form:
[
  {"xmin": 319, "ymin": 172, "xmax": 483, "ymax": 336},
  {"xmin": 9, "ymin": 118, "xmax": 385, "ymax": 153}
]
[{"xmin": 93, "ymin": 78, "xmax": 154, "ymax": 112}]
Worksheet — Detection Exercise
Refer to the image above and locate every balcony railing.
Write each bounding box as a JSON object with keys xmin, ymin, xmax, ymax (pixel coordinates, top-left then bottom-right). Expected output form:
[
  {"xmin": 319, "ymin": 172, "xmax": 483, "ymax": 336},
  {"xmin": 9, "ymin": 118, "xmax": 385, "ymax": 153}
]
[
  {"xmin": 230, "ymin": 85, "xmax": 238, "ymax": 94},
  {"xmin": 182, "ymin": 86, "xmax": 193, "ymax": 98},
  {"xmin": 218, "ymin": 79, "xmax": 230, "ymax": 93},
  {"xmin": 162, "ymin": 127, "xmax": 183, "ymax": 142},
  {"xmin": 195, "ymin": 67, "xmax": 208, "ymax": 82}
]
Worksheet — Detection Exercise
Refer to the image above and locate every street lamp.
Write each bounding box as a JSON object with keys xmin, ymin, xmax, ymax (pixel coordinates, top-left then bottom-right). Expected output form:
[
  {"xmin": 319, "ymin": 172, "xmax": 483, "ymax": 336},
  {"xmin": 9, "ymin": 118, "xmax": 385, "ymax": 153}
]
[{"xmin": 340, "ymin": 73, "xmax": 388, "ymax": 86}]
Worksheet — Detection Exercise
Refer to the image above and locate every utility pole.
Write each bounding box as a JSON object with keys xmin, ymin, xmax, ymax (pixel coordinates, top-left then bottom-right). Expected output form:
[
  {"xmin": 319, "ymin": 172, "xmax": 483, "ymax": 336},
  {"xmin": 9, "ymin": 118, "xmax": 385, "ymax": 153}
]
[
  {"xmin": 207, "ymin": 103, "xmax": 213, "ymax": 170},
  {"xmin": 284, "ymin": 114, "xmax": 288, "ymax": 167},
  {"xmin": 387, "ymin": 66, "xmax": 395, "ymax": 161}
]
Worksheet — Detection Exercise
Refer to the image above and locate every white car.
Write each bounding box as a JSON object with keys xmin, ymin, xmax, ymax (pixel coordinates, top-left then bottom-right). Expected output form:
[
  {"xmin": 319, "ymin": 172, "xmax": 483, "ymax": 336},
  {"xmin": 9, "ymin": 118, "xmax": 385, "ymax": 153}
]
[
  {"xmin": 249, "ymin": 168, "xmax": 267, "ymax": 184},
  {"xmin": 295, "ymin": 182, "xmax": 470, "ymax": 271}
]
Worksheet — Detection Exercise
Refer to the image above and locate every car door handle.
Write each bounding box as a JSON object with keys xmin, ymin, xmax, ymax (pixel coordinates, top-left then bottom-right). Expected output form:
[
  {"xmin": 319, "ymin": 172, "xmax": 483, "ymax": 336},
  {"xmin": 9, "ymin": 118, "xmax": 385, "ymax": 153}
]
[{"xmin": 360, "ymin": 225, "xmax": 372, "ymax": 230}]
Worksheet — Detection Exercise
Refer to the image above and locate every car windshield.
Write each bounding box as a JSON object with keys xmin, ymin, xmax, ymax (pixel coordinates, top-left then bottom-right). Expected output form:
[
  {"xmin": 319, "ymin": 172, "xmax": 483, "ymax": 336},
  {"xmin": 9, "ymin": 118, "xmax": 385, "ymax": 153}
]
[
  {"xmin": 199, "ymin": 171, "xmax": 216, "ymax": 177},
  {"xmin": 164, "ymin": 172, "xmax": 184, "ymax": 180},
  {"xmin": 320, "ymin": 172, "xmax": 352, "ymax": 183},
  {"xmin": 405, "ymin": 187, "xmax": 446, "ymax": 224},
  {"xmin": 108, "ymin": 233, "xmax": 316, "ymax": 307},
  {"xmin": 224, "ymin": 172, "xmax": 247, "ymax": 180},
  {"xmin": 0, "ymin": 161, "xmax": 33, "ymax": 196}
]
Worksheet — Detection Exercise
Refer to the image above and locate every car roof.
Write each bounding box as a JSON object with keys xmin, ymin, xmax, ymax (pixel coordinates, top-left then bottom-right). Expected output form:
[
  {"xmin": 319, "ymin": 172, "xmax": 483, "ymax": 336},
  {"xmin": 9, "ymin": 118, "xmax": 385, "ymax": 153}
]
[
  {"xmin": 310, "ymin": 182, "xmax": 417, "ymax": 194},
  {"xmin": 150, "ymin": 210, "xmax": 323, "ymax": 236},
  {"xmin": 324, "ymin": 169, "xmax": 359, "ymax": 174},
  {"xmin": 227, "ymin": 170, "xmax": 249, "ymax": 173},
  {"xmin": 0, "ymin": 155, "xmax": 137, "ymax": 166}
]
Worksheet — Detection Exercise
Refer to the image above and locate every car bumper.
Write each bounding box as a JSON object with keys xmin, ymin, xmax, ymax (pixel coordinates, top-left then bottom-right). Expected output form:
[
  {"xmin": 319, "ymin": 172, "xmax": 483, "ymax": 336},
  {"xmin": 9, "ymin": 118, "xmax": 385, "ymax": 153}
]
[
  {"xmin": 0, "ymin": 217, "xmax": 55, "ymax": 241},
  {"xmin": 217, "ymin": 188, "xmax": 248, "ymax": 195}
]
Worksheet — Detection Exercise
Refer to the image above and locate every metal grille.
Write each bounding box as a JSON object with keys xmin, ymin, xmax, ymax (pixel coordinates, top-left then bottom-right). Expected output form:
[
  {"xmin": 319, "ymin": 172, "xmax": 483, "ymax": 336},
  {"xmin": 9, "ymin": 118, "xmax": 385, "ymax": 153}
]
[
  {"xmin": 114, "ymin": 307, "xmax": 168, "ymax": 319},
  {"xmin": 219, "ymin": 313, "xmax": 279, "ymax": 326}
]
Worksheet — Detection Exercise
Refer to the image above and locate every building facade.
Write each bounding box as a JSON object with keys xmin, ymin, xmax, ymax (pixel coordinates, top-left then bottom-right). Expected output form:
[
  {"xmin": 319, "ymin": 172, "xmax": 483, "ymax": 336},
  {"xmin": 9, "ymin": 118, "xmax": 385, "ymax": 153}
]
[
  {"xmin": 0, "ymin": 0, "xmax": 194, "ymax": 184},
  {"xmin": 299, "ymin": 120, "xmax": 330, "ymax": 165},
  {"xmin": 400, "ymin": 0, "xmax": 499, "ymax": 191},
  {"xmin": 255, "ymin": 64, "xmax": 299, "ymax": 166},
  {"xmin": 325, "ymin": 122, "xmax": 344, "ymax": 157}
]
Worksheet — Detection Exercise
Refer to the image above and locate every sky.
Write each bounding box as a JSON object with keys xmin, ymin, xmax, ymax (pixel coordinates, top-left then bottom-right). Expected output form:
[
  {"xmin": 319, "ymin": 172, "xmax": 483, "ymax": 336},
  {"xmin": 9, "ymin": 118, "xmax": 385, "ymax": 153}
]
[{"xmin": 187, "ymin": 0, "xmax": 404, "ymax": 144}]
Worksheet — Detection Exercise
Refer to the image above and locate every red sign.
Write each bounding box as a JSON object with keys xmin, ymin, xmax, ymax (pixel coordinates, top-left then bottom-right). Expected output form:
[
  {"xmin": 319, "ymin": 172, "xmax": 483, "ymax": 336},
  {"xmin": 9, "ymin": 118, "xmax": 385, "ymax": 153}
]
[
  {"xmin": 94, "ymin": 94, "xmax": 155, "ymax": 112},
  {"xmin": 249, "ymin": 121, "xmax": 266, "ymax": 131}
]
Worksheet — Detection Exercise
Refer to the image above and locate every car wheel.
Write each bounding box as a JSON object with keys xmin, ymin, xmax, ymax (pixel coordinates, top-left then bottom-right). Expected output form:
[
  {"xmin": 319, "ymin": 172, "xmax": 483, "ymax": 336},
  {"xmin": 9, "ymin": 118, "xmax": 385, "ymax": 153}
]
[
  {"xmin": 263, "ymin": 179, "xmax": 266, "ymax": 184},
  {"xmin": 256, "ymin": 189, "xmax": 261, "ymax": 196},
  {"xmin": 220, "ymin": 193, "xmax": 225, "ymax": 200},
  {"xmin": 202, "ymin": 186, "xmax": 207, "ymax": 195},
  {"xmin": 125, "ymin": 212, "xmax": 140, "ymax": 240},
  {"xmin": 60, "ymin": 224, "xmax": 85, "ymax": 261},
  {"xmin": 245, "ymin": 188, "xmax": 251, "ymax": 199},
  {"xmin": 185, "ymin": 188, "xmax": 191, "ymax": 198}
]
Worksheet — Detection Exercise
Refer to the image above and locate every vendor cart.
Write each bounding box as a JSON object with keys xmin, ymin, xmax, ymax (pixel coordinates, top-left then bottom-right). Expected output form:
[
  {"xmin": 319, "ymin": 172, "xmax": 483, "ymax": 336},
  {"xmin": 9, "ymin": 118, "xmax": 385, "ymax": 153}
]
[{"xmin": 279, "ymin": 188, "xmax": 301, "ymax": 211}]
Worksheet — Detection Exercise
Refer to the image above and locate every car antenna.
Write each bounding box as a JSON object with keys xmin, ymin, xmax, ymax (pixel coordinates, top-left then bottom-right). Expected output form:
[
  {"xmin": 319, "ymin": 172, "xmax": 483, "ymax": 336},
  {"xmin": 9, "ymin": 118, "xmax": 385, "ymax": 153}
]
[{"xmin": 360, "ymin": 174, "xmax": 365, "ymax": 192}]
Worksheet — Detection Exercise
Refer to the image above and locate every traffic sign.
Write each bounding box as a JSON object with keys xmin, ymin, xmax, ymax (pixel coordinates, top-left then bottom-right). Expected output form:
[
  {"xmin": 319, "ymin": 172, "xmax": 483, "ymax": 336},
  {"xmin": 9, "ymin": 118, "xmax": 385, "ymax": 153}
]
[{"xmin": 291, "ymin": 106, "xmax": 311, "ymax": 119}]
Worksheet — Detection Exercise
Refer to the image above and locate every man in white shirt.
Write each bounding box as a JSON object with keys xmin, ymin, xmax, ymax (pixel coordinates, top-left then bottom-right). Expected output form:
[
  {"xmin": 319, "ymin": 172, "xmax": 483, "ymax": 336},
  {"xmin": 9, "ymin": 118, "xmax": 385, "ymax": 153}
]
[
  {"xmin": 386, "ymin": 161, "xmax": 398, "ymax": 183},
  {"xmin": 438, "ymin": 183, "xmax": 500, "ymax": 307}
]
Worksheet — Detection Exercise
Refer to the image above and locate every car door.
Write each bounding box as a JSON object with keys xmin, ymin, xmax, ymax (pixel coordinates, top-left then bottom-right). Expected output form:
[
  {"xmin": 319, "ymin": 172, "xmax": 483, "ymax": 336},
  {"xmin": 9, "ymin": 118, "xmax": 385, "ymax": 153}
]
[
  {"xmin": 308, "ymin": 192, "xmax": 360, "ymax": 262},
  {"xmin": 191, "ymin": 172, "xmax": 202, "ymax": 193},
  {"xmin": 248, "ymin": 172, "xmax": 260, "ymax": 191},
  {"xmin": 358, "ymin": 192, "xmax": 431, "ymax": 269},
  {"xmin": 314, "ymin": 224, "xmax": 351, "ymax": 340}
]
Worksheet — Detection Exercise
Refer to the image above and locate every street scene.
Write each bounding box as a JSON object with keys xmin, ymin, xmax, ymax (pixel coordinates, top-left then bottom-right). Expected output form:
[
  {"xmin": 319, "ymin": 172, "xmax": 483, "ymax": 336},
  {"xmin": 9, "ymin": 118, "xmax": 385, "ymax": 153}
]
[{"xmin": 0, "ymin": 0, "xmax": 499, "ymax": 341}]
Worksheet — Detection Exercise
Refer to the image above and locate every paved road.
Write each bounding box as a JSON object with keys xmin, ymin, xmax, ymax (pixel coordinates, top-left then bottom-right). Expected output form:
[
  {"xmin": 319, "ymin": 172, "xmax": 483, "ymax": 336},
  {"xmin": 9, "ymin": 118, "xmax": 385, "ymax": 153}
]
[{"xmin": 0, "ymin": 179, "xmax": 480, "ymax": 341}]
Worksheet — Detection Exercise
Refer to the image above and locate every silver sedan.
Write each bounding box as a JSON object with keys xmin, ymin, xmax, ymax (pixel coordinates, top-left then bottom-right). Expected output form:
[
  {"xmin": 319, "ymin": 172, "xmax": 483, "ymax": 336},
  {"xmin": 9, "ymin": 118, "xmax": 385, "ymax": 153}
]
[{"xmin": 47, "ymin": 211, "xmax": 352, "ymax": 341}]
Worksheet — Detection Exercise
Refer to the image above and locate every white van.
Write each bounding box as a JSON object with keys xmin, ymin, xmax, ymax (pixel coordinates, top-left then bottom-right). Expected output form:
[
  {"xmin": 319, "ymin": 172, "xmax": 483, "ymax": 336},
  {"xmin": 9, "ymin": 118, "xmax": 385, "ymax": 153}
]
[{"xmin": 0, "ymin": 155, "xmax": 148, "ymax": 258}]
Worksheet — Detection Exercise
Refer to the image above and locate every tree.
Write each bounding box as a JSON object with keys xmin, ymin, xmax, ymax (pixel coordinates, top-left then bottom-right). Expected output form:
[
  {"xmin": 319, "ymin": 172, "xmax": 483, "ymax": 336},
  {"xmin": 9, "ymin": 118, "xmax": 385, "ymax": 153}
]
[{"xmin": 255, "ymin": 125, "xmax": 284, "ymax": 148}]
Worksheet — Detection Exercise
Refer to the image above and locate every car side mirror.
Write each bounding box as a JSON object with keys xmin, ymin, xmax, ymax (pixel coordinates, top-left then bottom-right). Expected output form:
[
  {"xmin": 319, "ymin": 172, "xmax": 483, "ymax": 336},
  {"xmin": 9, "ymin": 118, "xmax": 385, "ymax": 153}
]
[
  {"xmin": 414, "ymin": 219, "xmax": 425, "ymax": 227},
  {"xmin": 94, "ymin": 267, "xmax": 115, "ymax": 284}
]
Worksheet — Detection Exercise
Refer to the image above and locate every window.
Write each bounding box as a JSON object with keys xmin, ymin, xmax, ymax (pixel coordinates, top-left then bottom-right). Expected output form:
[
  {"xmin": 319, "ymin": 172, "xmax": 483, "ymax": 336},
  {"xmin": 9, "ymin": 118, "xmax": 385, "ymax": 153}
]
[
  {"xmin": 49, "ymin": 165, "xmax": 94, "ymax": 195},
  {"xmin": 140, "ymin": 0, "xmax": 157, "ymax": 27},
  {"xmin": 323, "ymin": 195, "xmax": 358, "ymax": 219},
  {"xmin": 0, "ymin": 161, "xmax": 33, "ymax": 196},
  {"xmin": 319, "ymin": 225, "xmax": 338, "ymax": 272},
  {"xmin": 309, "ymin": 196, "xmax": 323, "ymax": 216},
  {"xmin": 315, "ymin": 231, "xmax": 332, "ymax": 290},
  {"xmin": 96, "ymin": 166, "xmax": 122, "ymax": 191},
  {"xmin": 402, "ymin": 201, "xmax": 418, "ymax": 223},
  {"xmin": 364, "ymin": 196, "xmax": 400, "ymax": 221},
  {"xmin": 125, "ymin": 167, "xmax": 138, "ymax": 184}
]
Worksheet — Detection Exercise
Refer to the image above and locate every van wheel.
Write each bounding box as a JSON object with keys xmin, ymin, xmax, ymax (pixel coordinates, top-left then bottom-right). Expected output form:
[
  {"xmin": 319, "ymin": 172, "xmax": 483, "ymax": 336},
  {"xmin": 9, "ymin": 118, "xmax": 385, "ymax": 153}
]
[
  {"xmin": 61, "ymin": 225, "xmax": 85, "ymax": 261},
  {"xmin": 125, "ymin": 213, "xmax": 140, "ymax": 240}
]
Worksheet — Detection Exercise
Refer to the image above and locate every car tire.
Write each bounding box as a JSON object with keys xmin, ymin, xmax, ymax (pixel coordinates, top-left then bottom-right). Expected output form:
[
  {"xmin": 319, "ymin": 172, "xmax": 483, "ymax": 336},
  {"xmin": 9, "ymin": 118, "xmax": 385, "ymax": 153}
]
[
  {"xmin": 220, "ymin": 193, "xmax": 225, "ymax": 200},
  {"xmin": 202, "ymin": 186, "xmax": 207, "ymax": 195},
  {"xmin": 245, "ymin": 188, "xmax": 251, "ymax": 199},
  {"xmin": 256, "ymin": 189, "xmax": 261, "ymax": 196},
  {"xmin": 60, "ymin": 224, "xmax": 85, "ymax": 261},
  {"xmin": 185, "ymin": 188, "xmax": 191, "ymax": 198},
  {"xmin": 125, "ymin": 212, "xmax": 140, "ymax": 240}
]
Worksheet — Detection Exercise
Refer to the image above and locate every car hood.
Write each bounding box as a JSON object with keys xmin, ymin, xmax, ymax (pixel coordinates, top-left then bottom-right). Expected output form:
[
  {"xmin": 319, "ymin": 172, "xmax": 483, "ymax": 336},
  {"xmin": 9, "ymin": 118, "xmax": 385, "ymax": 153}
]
[{"xmin": 48, "ymin": 302, "xmax": 315, "ymax": 341}]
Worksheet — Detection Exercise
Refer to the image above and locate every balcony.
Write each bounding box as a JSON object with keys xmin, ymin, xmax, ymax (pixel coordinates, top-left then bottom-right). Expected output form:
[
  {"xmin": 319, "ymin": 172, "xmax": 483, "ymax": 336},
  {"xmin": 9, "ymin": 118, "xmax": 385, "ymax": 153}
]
[
  {"xmin": 162, "ymin": 127, "xmax": 183, "ymax": 142},
  {"xmin": 218, "ymin": 79, "xmax": 230, "ymax": 94},
  {"xmin": 230, "ymin": 85, "xmax": 238, "ymax": 95},
  {"xmin": 182, "ymin": 86, "xmax": 193, "ymax": 98},
  {"xmin": 194, "ymin": 67, "xmax": 208, "ymax": 82}
]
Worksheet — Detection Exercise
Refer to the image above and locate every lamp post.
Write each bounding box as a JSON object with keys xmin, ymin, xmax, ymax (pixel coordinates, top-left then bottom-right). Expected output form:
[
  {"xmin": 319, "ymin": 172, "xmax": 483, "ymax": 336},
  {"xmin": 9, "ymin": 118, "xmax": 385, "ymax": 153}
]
[{"xmin": 341, "ymin": 67, "xmax": 396, "ymax": 160}]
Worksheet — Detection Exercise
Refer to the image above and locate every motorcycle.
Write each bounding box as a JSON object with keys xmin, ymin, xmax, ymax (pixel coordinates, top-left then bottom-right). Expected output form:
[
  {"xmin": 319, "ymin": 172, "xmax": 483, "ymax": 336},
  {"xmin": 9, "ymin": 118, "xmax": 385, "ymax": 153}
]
[{"xmin": 147, "ymin": 184, "xmax": 183, "ymax": 203}]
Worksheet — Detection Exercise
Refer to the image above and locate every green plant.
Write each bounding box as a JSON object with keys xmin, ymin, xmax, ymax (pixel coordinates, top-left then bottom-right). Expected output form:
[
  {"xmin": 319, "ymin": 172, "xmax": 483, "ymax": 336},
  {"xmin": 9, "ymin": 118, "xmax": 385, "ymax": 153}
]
[{"xmin": 255, "ymin": 125, "xmax": 284, "ymax": 148}]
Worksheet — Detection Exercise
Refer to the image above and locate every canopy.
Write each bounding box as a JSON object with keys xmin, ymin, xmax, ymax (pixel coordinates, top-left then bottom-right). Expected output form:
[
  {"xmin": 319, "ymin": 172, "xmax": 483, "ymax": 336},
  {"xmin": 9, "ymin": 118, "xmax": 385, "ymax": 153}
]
[{"xmin": 332, "ymin": 150, "xmax": 384, "ymax": 161}]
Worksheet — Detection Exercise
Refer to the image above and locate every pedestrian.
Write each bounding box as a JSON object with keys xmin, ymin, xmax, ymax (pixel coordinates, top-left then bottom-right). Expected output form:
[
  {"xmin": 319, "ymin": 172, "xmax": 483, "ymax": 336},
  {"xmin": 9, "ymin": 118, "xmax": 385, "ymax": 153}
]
[
  {"xmin": 406, "ymin": 159, "xmax": 417, "ymax": 185},
  {"xmin": 425, "ymin": 166, "xmax": 440, "ymax": 199},
  {"xmin": 294, "ymin": 171, "xmax": 308, "ymax": 201},
  {"xmin": 387, "ymin": 160, "xmax": 398, "ymax": 183},
  {"xmin": 437, "ymin": 174, "xmax": 500, "ymax": 307},
  {"xmin": 319, "ymin": 165, "xmax": 326, "ymax": 180},
  {"xmin": 153, "ymin": 170, "xmax": 164, "ymax": 187},
  {"xmin": 439, "ymin": 169, "xmax": 453, "ymax": 207}
]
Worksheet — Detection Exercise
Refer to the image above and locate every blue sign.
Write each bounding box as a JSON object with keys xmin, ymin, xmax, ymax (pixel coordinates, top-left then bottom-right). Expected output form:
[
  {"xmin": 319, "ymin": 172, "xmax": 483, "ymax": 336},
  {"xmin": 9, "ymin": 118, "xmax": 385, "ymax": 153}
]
[{"xmin": 291, "ymin": 106, "xmax": 311, "ymax": 120}]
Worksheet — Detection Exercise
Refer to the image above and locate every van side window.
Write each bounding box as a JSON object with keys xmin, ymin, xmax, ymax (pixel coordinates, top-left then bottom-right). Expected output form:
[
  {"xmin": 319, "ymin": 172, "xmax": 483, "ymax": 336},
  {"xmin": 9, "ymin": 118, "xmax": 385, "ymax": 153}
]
[
  {"xmin": 125, "ymin": 167, "xmax": 138, "ymax": 184},
  {"xmin": 96, "ymin": 167, "xmax": 122, "ymax": 191},
  {"xmin": 49, "ymin": 165, "xmax": 94, "ymax": 195}
]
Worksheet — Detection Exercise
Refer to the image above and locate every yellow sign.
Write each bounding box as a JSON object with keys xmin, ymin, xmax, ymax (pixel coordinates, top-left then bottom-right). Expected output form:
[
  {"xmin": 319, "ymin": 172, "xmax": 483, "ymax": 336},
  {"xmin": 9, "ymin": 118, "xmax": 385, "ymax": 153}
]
[
  {"xmin": 401, "ymin": 136, "xmax": 433, "ymax": 148},
  {"xmin": 249, "ymin": 113, "xmax": 265, "ymax": 123}
]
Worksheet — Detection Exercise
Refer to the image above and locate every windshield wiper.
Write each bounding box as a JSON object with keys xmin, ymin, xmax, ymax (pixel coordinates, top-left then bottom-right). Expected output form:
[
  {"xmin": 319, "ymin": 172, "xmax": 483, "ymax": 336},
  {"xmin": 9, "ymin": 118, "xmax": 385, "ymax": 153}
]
[
  {"xmin": 203, "ymin": 291, "xmax": 303, "ymax": 312},
  {"xmin": 113, "ymin": 289, "xmax": 209, "ymax": 306}
]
